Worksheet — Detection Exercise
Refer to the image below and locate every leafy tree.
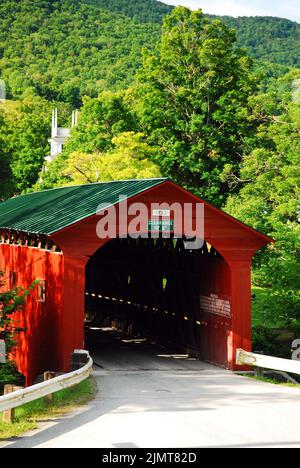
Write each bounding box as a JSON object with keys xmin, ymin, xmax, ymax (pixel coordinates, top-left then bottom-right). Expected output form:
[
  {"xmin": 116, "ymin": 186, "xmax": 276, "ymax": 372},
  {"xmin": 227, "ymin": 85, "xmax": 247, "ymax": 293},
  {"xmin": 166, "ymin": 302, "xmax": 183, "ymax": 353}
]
[
  {"xmin": 63, "ymin": 91, "xmax": 137, "ymax": 155},
  {"xmin": 252, "ymin": 326, "xmax": 288, "ymax": 358},
  {"xmin": 62, "ymin": 132, "xmax": 161, "ymax": 184},
  {"xmin": 32, "ymin": 152, "xmax": 70, "ymax": 191},
  {"xmin": 34, "ymin": 92, "xmax": 139, "ymax": 189},
  {"xmin": 136, "ymin": 7, "xmax": 259, "ymax": 205},
  {"xmin": 225, "ymin": 72, "xmax": 300, "ymax": 325},
  {"xmin": 2, "ymin": 97, "xmax": 52, "ymax": 193},
  {"xmin": 1, "ymin": 97, "xmax": 72, "ymax": 196}
]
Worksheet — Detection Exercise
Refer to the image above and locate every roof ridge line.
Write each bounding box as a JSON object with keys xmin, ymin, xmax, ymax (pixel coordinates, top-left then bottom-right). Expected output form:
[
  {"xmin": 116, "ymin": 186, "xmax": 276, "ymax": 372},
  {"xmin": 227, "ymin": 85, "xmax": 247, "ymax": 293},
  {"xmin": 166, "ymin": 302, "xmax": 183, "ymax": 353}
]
[{"xmin": 4, "ymin": 178, "xmax": 169, "ymax": 200}]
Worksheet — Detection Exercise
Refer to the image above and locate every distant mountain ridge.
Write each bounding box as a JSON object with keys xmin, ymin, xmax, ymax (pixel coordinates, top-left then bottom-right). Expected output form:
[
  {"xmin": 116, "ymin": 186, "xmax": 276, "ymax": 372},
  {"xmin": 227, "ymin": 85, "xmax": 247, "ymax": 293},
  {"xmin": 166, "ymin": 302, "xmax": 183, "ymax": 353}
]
[
  {"xmin": 215, "ymin": 15, "xmax": 300, "ymax": 68},
  {"xmin": 85, "ymin": 0, "xmax": 300, "ymax": 67},
  {"xmin": 83, "ymin": 0, "xmax": 173, "ymax": 22},
  {"xmin": 0, "ymin": 0, "xmax": 298, "ymax": 104}
]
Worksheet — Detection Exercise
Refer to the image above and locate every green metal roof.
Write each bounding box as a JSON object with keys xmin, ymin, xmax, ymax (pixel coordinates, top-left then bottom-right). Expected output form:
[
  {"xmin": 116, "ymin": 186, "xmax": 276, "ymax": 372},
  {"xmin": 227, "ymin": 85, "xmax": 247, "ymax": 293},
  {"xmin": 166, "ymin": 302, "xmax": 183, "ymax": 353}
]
[{"xmin": 0, "ymin": 179, "xmax": 167, "ymax": 235}]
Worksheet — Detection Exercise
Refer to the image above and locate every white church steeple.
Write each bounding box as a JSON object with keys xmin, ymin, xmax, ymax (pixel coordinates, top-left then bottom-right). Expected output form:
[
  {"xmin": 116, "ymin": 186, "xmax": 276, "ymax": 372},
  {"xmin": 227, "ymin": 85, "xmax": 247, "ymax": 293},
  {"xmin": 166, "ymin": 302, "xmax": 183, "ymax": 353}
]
[{"xmin": 45, "ymin": 109, "xmax": 78, "ymax": 164}]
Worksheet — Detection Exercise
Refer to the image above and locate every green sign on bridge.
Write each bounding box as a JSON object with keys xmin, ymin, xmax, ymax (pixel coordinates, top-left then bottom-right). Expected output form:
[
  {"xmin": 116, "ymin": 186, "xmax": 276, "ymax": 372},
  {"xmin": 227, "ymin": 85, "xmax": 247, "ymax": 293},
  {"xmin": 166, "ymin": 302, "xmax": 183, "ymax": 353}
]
[{"xmin": 148, "ymin": 219, "xmax": 174, "ymax": 232}]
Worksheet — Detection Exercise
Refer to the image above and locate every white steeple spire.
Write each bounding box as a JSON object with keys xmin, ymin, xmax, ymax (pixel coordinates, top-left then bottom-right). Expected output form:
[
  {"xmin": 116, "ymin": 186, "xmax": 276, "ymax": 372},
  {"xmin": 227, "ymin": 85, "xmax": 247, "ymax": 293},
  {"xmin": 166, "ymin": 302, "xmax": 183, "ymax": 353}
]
[
  {"xmin": 71, "ymin": 109, "xmax": 79, "ymax": 128},
  {"xmin": 45, "ymin": 109, "xmax": 78, "ymax": 165}
]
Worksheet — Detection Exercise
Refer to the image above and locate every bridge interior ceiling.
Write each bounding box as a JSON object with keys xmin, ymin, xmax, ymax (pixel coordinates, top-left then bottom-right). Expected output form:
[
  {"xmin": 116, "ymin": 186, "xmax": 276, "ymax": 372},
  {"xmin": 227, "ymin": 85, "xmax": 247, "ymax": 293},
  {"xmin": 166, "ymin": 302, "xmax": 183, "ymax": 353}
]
[{"xmin": 85, "ymin": 237, "xmax": 230, "ymax": 359}]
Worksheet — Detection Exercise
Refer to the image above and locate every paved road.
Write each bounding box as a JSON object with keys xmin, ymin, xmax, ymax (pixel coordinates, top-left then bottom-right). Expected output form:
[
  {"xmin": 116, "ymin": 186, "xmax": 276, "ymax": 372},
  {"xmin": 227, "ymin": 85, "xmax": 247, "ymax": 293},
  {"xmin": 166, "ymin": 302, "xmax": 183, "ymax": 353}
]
[{"xmin": 2, "ymin": 329, "xmax": 300, "ymax": 448}]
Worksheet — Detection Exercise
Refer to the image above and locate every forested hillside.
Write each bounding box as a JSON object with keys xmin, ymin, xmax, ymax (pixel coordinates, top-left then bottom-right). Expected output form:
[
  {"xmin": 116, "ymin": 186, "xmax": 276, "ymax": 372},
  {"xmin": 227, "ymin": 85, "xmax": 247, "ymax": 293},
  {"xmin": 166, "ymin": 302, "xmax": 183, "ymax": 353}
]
[
  {"xmin": 219, "ymin": 16, "xmax": 300, "ymax": 68},
  {"xmin": 0, "ymin": 0, "xmax": 299, "ymax": 105},
  {"xmin": 0, "ymin": 0, "xmax": 168, "ymax": 103},
  {"xmin": 84, "ymin": 0, "xmax": 172, "ymax": 22}
]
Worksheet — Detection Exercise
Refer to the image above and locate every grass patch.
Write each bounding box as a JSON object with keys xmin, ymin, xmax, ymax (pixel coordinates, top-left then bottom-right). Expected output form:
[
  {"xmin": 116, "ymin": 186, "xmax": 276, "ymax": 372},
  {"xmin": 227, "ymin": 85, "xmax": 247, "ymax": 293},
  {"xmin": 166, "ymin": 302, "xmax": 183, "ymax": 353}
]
[
  {"xmin": 0, "ymin": 377, "xmax": 96, "ymax": 440},
  {"xmin": 251, "ymin": 285, "xmax": 297, "ymax": 357},
  {"xmin": 252, "ymin": 286, "xmax": 286, "ymax": 328},
  {"xmin": 246, "ymin": 374, "xmax": 300, "ymax": 388}
]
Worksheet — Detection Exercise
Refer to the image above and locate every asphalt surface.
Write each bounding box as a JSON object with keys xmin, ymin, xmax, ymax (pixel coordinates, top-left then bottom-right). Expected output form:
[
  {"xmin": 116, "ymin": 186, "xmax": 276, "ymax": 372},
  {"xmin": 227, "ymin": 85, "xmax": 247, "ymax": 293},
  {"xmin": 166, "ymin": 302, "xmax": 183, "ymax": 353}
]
[{"xmin": 2, "ymin": 328, "xmax": 300, "ymax": 448}]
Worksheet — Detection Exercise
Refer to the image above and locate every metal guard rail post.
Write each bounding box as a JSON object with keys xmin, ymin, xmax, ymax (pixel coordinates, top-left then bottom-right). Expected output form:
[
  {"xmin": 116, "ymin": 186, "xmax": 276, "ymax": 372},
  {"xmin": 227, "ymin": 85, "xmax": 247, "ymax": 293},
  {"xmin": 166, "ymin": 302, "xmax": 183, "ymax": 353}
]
[
  {"xmin": 0, "ymin": 352, "xmax": 93, "ymax": 413},
  {"xmin": 236, "ymin": 348, "xmax": 300, "ymax": 375}
]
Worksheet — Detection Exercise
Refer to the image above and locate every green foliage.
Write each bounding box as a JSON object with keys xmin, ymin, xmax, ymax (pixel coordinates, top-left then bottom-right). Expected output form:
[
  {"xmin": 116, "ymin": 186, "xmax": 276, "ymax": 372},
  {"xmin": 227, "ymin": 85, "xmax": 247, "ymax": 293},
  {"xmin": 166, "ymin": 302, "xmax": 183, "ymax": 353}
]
[
  {"xmin": 3, "ymin": 97, "xmax": 53, "ymax": 194},
  {"xmin": 0, "ymin": 377, "xmax": 95, "ymax": 439},
  {"xmin": 16, "ymin": 377, "xmax": 96, "ymax": 419},
  {"xmin": 252, "ymin": 326, "xmax": 284, "ymax": 356},
  {"xmin": 34, "ymin": 91, "xmax": 140, "ymax": 189},
  {"xmin": 225, "ymin": 72, "xmax": 300, "ymax": 325},
  {"xmin": 66, "ymin": 132, "xmax": 161, "ymax": 183},
  {"xmin": 0, "ymin": 2, "xmax": 298, "ymax": 201},
  {"xmin": 0, "ymin": 98, "xmax": 74, "ymax": 197},
  {"xmin": 0, "ymin": 362, "xmax": 24, "ymax": 394},
  {"xmin": 84, "ymin": 0, "xmax": 173, "ymax": 23},
  {"xmin": 63, "ymin": 92, "xmax": 137, "ymax": 155},
  {"xmin": 0, "ymin": 0, "xmax": 162, "ymax": 103},
  {"xmin": 252, "ymin": 286, "xmax": 288, "ymax": 329},
  {"xmin": 252, "ymin": 325, "xmax": 291, "ymax": 359},
  {"xmin": 216, "ymin": 16, "xmax": 300, "ymax": 69},
  {"xmin": 135, "ymin": 7, "xmax": 259, "ymax": 205},
  {"xmin": 41, "ymin": 132, "xmax": 161, "ymax": 186},
  {"xmin": 0, "ymin": 1, "xmax": 298, "ymax": 108}
]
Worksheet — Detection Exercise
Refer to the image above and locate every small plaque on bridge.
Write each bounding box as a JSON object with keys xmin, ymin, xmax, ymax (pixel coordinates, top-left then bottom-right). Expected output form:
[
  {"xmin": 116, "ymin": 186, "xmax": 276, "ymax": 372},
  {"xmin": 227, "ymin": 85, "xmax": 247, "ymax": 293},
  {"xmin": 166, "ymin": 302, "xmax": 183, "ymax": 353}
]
[
  {"xmin": 0, "ymin": 340, "xmax": 6, "ymax": 364},
  {"xmin": 200, "ymin": 294, "xmax": 231, "ymax": 319},
  {"xmin": 152, "ymin": 209, "xmax": 171, "ymax": 217}
]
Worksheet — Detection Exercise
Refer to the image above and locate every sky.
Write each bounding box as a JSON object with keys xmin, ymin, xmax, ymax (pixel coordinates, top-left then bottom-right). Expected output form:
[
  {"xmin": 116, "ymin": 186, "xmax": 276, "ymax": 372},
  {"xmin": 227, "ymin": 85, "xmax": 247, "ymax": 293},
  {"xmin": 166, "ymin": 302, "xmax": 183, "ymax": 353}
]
[{"xmin": 161, "ymin": 0, "xmax": 300, "ymax": 23}]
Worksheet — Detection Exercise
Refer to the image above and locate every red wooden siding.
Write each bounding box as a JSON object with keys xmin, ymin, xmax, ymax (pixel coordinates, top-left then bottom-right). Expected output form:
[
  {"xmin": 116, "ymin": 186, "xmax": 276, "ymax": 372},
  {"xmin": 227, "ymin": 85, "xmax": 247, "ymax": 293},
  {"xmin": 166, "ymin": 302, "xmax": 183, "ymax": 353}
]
[{"xmin": 0, "ymin": 244, "xmax": 63, "ymax": 385}]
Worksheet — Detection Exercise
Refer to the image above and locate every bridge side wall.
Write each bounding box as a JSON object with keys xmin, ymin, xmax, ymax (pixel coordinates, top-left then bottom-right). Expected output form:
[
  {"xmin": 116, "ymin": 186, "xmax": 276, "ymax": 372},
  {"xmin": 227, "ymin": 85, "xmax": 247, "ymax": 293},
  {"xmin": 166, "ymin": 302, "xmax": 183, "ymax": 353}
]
[{"xmin": 0, "ymin": 244, "xmax": 63, "ymax": 385}]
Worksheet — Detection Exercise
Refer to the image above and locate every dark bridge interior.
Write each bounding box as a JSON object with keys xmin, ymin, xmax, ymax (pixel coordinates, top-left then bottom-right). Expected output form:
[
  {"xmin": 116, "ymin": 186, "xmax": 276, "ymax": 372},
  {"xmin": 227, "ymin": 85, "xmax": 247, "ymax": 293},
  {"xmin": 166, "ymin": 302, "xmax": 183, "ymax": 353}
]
[{"xmin": 85, "ymin": 237, "xmax": 231, "ymax": 365}]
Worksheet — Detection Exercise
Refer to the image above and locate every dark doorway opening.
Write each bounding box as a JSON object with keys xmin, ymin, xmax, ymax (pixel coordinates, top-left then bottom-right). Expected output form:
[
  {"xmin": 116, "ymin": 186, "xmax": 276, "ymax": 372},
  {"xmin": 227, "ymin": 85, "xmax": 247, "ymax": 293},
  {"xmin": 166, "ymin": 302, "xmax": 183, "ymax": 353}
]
[{"xmin": 85, "ymin": 237, "xmax": 231, "ymax": 367}]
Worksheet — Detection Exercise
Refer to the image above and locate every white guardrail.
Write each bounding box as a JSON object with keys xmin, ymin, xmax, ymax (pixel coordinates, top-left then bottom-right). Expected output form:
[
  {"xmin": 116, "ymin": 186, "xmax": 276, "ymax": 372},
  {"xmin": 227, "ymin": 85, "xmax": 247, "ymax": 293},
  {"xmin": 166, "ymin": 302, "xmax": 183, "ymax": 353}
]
[
  {"xmin": 236, "ymin": 348, "xmax": 300, "ymax": 375},
  {"xmin": 0, "ymin": 352, "xmax": 93, "ymax": 413}
]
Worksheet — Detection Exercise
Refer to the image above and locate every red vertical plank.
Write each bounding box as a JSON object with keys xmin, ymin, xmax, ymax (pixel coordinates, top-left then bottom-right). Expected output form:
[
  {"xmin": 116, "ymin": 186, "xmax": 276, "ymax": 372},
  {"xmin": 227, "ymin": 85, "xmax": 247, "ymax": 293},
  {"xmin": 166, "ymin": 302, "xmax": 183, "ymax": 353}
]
[
  {"xmin": 227, "ymin": 257, "xmax": 252, "ymax": 370},
  {"xmin": 58, "ymin": 255, "xmax": 87, "ymax": 372}
]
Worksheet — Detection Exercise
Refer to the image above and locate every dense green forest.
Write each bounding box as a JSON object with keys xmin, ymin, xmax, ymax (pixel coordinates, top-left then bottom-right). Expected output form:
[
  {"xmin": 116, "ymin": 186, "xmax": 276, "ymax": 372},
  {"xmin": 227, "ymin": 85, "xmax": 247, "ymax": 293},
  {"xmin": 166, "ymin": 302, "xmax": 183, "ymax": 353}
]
[
  {"xmin": 219, "ymin": 16, "xmax": 300, "ymax": 68},
  {"xmin": 0, "ymin": 0, "xmax": 161, "ymax": 101},
  {"xmin": 0, "ymin": 2, "xmax": 299, "ymax": 339},
  {"xmin": 0, "ymin": 0, "xmax": 299, "ymax": 104},
  {"xmin": 84, "ymin": 0, "xmax": 173, "ymax": 22}
]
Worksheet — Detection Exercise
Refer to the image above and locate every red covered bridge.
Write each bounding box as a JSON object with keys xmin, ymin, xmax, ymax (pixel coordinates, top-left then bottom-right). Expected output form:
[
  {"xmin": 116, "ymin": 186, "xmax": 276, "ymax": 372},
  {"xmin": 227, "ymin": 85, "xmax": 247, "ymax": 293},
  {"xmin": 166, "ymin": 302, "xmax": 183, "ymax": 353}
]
[{"xmin": 0, "ymin": 179, "xmax": 272, "ymax": 385}]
